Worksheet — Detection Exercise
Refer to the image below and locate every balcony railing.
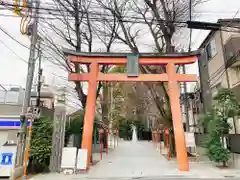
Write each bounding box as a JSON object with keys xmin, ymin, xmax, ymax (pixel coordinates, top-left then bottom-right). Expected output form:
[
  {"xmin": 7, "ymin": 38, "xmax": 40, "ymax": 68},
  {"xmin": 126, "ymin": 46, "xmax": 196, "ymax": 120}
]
[{"xmin": 224, "ymin": 36, "xmax": 240, "ymax": 67}]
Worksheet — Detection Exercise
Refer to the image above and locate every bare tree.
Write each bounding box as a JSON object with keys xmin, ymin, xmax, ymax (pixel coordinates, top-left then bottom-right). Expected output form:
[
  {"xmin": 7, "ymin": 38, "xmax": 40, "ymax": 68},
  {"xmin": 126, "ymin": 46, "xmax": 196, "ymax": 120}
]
[
  {"xmin": 94, "ymin": 0, "xmax": 204, "ymax": 127},
  {"xmin": 38, "ymin": 0, "xmax": 118, "ymax": 114},
  {"xmin": 38, "ymin": 0, "xmax": 205, "ymax": 130}
]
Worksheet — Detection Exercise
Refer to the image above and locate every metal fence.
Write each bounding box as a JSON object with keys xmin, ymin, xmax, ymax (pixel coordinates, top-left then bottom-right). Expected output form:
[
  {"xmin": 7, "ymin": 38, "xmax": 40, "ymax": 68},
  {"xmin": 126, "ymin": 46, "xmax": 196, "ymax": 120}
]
[
  {"xmin": 226, "ymin": 134, "xmax": 240, "ymax": 154},
  {"xmin": 194, "ymin": 133, "xmax": 240, "ymax": 154},
  {"xmin": 194, "ymin": 133, "xmax": 208, "ymax": 147}
]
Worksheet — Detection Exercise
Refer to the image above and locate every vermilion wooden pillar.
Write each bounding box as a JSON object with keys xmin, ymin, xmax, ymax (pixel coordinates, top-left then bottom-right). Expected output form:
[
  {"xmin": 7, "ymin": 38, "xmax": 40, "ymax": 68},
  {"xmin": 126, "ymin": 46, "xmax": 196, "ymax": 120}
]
[
  {"xmin": 81, "ymin": 62, "xmax": 99, "ymax": 168},
  {"xmin": 64, "ymin": 48, "xmax": 199, "ymax": 171},
  {"xmin": 166, "ymin": 63, "xmax": 188, "ymax": 171}
]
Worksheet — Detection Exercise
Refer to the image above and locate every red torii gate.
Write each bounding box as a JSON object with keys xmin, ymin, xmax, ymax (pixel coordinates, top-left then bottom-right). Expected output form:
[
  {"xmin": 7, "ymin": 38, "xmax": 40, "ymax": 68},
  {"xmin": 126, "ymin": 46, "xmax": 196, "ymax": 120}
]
[{"xmin": 63, "ymin": 48, "xmax": 199, "ymax": 172}]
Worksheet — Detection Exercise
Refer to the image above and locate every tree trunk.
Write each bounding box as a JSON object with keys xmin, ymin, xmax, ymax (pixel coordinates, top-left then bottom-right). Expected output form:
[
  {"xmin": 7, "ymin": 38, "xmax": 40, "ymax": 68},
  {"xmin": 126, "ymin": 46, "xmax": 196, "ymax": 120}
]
[
  {"xmin": 101, "ymin": 82, "xmax": 109, "ymax": 125},
  {"xmin": 169, "ymin": 130, "xmax": 176, "ymax": 157},
  {"xmin": 222, "ymin": 161, "xmax": 227, "ymax": 167}
]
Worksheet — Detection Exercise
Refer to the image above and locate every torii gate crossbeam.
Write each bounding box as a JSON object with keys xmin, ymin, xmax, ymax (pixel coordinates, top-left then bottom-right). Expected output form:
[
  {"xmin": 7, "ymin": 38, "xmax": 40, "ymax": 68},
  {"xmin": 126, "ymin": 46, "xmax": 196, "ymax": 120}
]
[{"xmin": 63, "ymin": 48, "xmax": 199, "ymax": 172}]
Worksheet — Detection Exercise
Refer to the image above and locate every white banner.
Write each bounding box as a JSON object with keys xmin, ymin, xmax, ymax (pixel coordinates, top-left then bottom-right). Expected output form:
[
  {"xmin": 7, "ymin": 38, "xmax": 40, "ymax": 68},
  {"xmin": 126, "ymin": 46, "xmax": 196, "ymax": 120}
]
[
  {"xmin": 185, "ymin": 132, "xmax": 196, "ymax": 148},
  {"xmin": 0, "ymin": 145, "xmax": 17, "ymax": 177},
  {"xmin": 61, "ymin": 147, "xmax": 77, "ymax": 169},
  {"xmin": 76, "ymin": 149, "xmax": 88, "ymax": 170}
]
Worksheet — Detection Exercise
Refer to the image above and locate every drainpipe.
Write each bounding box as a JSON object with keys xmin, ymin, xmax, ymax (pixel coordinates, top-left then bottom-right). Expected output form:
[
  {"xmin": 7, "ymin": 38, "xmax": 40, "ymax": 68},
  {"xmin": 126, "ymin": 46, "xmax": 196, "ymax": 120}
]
[
  {"xmin": 220, "ymin": 30, "xmax": 237, "ymax": 134},
  {"xmin": 220, "ymin": 30, "xmax": 230, "ymax": 88},
  {"xmin": 0, "ymin": 84, "xmax": 7, "ymax": 103}
]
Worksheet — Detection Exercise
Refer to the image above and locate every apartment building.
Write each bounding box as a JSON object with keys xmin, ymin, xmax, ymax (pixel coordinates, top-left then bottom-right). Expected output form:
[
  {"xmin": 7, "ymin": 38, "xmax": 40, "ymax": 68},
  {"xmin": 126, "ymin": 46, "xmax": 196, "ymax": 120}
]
[
  {"xmin": 197, "ymin": 18, "xmax": 240, "ymax": 167},
  {"xmin": 0, "ymin": 84, "xmax": 67, "ymax": 146},
  {"xmin": 198, "ymin": 18, "xmax": 240, "ymax": 111},
  {"xmin": 198, "ymin": 18, "xmax": 240, "ymax": 131}
]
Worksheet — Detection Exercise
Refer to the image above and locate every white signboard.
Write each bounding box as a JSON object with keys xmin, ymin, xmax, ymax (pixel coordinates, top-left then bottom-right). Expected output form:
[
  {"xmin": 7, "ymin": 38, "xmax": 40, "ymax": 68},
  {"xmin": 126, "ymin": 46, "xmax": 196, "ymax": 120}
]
[
  {"xmin": 0, "ymin": 145, "xmax": 17, "ymax": 177},
  {"xmin": 185, "ymin": 132, "xmax": 196, "ymax": 148},
  {"xmin": 61, "ymin": 147, "xmax": 77, "ymax": 169},
  {"xmin": 76, "ymin": 149, "xmax": 88, "ymax": 171}
]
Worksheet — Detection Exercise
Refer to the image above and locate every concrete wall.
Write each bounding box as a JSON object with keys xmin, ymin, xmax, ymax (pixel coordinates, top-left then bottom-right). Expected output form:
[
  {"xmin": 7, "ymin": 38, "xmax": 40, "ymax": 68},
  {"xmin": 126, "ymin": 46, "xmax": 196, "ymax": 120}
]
[
  {"xmin": 221, "ymin": 28, "xmax": 240, "ymax": 45},
  {"xmin": 206, "ymin": 30, "xmax": 240, "ymax": 91},
  {"xmin": 198, "ymin": 24, "xmax": 240, "ymax": 168},
  {"xmin": 30, "ymin": 97, "xmax": 54, "ymax": 109},
  {"xmin": 228, "ymin": 68, "xmax": 240, "ymax": 89},
  {"xmin": 207, "ymin": 31, "xmax": 226, "ymax": 85},
  {"xmin": 224, "ymin": 36, "xmax": 240, "ymax": 89},
  {"xmin": 0, "ymin": 104, "xmax": 54, "ymax": 118},
  {"xmin": 198, "ymin": 49, "xmax": 212, "ymax": 113},
  {"xmin": 0, "ymin": 130, "xmax": 9, "ymax": 146},
  {"xmin": 199, "ymin": 29, "xmax": 240, "ymax": 113},
  {"xmin": 0, "ymin": 104, "xmax": 22, "ymax": 116},
  {"xmin": 49, "ymin": 105, "xmax": 66, "ymax": 172},
  {"xmin": 229, "ymin": 153, "xmax": 240, "ymax": 168}
]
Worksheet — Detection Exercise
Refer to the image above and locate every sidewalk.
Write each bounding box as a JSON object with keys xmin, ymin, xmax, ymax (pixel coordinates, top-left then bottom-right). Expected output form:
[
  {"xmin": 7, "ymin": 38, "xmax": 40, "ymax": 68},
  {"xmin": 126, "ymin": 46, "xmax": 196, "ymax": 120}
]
[{"xmin": 30, "ymin": 141, "xmax": 240, "ymax": 180}]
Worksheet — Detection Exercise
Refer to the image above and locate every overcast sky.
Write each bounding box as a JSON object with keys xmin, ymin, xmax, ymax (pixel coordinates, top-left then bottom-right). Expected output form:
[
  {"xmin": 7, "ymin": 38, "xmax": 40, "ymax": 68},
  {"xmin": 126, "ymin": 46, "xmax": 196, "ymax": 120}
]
[{"xmin": 0, "ymin": 0, "xmax": 239, "ymax": 110}]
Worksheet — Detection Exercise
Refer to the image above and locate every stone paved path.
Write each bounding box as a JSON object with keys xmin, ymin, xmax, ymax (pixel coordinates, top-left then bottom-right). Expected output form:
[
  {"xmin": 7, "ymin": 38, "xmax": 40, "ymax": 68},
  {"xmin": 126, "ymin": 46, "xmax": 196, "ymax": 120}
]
[
  {"xmin": 86, "ymin": 141, "xmax": 177, "ymax": 178},
  {"xmin": 30, "ymin": 141, "xmax": 240, "ymax": 180}
]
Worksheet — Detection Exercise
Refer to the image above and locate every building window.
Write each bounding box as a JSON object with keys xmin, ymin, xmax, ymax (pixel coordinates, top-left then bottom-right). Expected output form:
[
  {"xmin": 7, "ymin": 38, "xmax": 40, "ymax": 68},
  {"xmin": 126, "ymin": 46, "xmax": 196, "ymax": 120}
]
[
  {"xmin": 211, "ymin": 83, "xmax": 222, "ymax": 95},
  {"xmin": 215, "ymin": 83, "xmax": 222, "ymax": 90},
  {"xmin": 31, "ymin": 99, "xmax": 44, "ymax": 107},
  {"xmin": 39, "ymin": 100, "xmax": 44, "ymax": 107},
  {"xmin": 31, "ymin": 100, "xmax": 36, "ymax": 106},
  {"xmin": 206, "ymin": 39, "xmax": 217, "ymax": 61}
]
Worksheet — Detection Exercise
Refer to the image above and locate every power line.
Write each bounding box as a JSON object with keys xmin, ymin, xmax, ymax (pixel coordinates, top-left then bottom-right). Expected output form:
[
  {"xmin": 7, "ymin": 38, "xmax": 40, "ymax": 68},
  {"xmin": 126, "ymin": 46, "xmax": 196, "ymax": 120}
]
[
  {"xmin": 0, "ymin": 24, "xmax": 70, "ymax": 79},
  {"xmin": 0, "ymin": 24, "xmax": 88, "ymax": 100},
  {"xmin": 0, "ymin": 40, "xmax": 80, "ymax": 108},
  {"xmin": 0, "ymin": 37, "xmax": 28, "ymax": 63},
  {"xmin": 0, "ymin": 15, "xmax": 238, "ymax": 93},
  {"xmin": 1, "ymin": 2, "xmax": 240, "ymax": 95},
  {"xmin": 0, "ymin": 28, "xmax": 85, "ymax": 108},
  {"xmin": 0, "ymin": 25, "xmax": 29, "ymax": 49},
  {"xmin": 1, "ymin": 1, "xmax": 240, "ymax": 32},
  {"xmin": 1, "ymin": 3, "xmax": 240, "ymax": 33},
  {"xmin": 0, "ymin": 28, "xmax": 70, "ymax": 83},
  {"xmin": 188, "ymin": 0, "xmax": 192, "ymax": 52},
  {"xmin": 0, "ymin": 16, "xmax": 239, "ymax": 86},
  {"xmin": 0, "ymin": 13, "xmax": 239, "ymax": 34},
  {"xmin": 0, "ymin": 2, "xmax": 187, "ymax": 24},
  {"xmin": 207, "ymin": 8, "xmax": 240, "ymax": 88}
]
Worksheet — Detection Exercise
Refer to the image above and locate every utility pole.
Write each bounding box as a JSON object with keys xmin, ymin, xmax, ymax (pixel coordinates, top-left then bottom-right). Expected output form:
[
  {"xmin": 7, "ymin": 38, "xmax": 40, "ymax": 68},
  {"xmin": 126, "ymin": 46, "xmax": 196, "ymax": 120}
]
[
  {"xmin": 23, "ymin": 43, "xmax": 42, "ymax": 180},
  {"xmin": 183, "ymin": 0, "xmax": 191, "ymax": 133},
  {"xmin": 22, "ymin": 0, "xmax": 40, "ymax": 113},
  {"xmin": 12, "ymin": 0, "xmax": 40, "ymax": 179},
  {"xmin": 36, "ymin": 49, "xmax": 43, "ymax": 108}
]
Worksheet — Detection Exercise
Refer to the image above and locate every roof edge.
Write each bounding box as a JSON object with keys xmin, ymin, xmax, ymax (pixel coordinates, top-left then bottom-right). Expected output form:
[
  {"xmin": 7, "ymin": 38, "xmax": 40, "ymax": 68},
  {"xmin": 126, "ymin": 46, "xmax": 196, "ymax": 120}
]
[
  {"xmin": 62, "ymin": 47, "xmax": 201, "ymax": 58},
  {"xmin": 199, "ymin": 18, "xmax": 240, "ymax": 49}
]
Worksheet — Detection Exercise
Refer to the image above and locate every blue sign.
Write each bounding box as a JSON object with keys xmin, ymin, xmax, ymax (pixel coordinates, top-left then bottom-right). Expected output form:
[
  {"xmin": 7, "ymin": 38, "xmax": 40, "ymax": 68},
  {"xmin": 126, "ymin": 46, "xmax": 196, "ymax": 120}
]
[
  {"xmin": 0, "ymin": 153, "xmax": 13, "ymax": 165},
  {"xmin": 0, "ymin": 119, "xmax": 30, "ymax": 127}
]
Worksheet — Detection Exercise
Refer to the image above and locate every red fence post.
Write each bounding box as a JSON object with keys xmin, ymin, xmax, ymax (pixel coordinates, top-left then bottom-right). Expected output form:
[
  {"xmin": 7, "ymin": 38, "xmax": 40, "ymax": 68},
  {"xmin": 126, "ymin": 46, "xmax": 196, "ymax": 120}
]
[
  {"xmin": 106, "ymin": 129, "xmax": 109, "ymax": 154},
  {"xmin": 159, "ymin": 130, "xmax": 162, "ymax": 154},
  {"xmin": 99, "ymin": 128, "xmax": 104, "ymax": 160},
  {"xmin": 164, "ymin": 128, "xmax": 170, "ymax": 160},
  {"xmin": 116, "ymin": 129, "xmax": 119, "ymax": 146}
]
